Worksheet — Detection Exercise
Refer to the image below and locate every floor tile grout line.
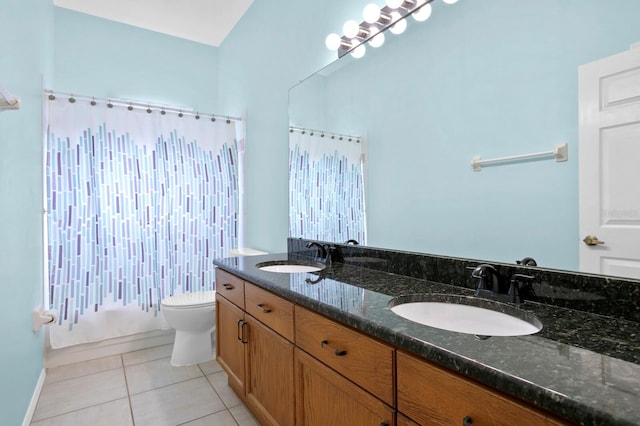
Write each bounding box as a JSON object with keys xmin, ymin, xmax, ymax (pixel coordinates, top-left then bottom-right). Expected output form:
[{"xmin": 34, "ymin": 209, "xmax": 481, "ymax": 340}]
[
  {"xmin": 35, "ymin": 347, "xmax": 251, "ymax": 425},
  {"xmin": 127, "ymin": 374, "xmax": 211, "ymax": 398},
  {"xmin": 42, "ymin": 363, "xmax": 125, "ymax": 387},
  {"xmin": 121, "ymin": 353, "xmax": 136, "ymax": 425},
  {"xmin": 204, "ymin": 370, "xmax": 245, "ymax": 410},
  {"xmin": 175, "ymin": 407, "xmax": 239, "ymax": 426},
  {"xmin": 31, "ymin": 395, "xmax": 131, "ymax": 424},
  {"xmin": 121, "ymin": 347, "xmax": 174, "ymax": 367},
  {"xmin": 32, "ymin": 368, "xmax": 130, "ymax": 423},
  {"xmin": 203, "ymin": 369, "xmax": 228, "ymax": 406}
]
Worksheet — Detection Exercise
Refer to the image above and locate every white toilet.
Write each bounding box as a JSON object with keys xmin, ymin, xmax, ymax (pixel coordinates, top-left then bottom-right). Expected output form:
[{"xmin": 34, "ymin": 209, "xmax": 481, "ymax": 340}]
[{"xmin": 161, "ymin": 290, "xmax": 216, "ymax": 367}]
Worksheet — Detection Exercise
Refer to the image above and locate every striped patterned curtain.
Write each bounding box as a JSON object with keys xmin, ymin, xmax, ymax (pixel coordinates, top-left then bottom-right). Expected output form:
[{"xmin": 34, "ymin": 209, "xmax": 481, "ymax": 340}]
[
  {"xmin": 289, "ymin": 130, "xmax": 366, "ymax": 244},
  {"xmin": 45, "ymin": 98, "xmax": 240, "ymax": 348}
]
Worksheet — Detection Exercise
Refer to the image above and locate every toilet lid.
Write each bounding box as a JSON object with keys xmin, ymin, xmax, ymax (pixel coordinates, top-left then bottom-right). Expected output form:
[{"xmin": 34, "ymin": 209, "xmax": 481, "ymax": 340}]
[{"xmin": 161, "ymin": 291, "xmax": 216, "ymax": 307}]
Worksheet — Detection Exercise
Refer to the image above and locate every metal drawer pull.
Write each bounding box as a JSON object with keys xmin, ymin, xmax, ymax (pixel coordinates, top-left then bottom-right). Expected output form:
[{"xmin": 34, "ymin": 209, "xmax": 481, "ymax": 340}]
[
  {"xmin": 237, "ymin": 319, "xmax": 243, "ymax": 341},
  {"xmin": 240, "ymin": 321, "xmax": 248, "ymax": 344},
  {"xmin": 463, "ymin": 416, "xmax": 473, "ymax": 426},
  {"xmin": 257, "ymin": 303, "xmax": 272, "ymax": 313},
  {"xmin": 380, "ymin": 422, "xmax": 389, "ymax": 426},
  {"xmin": 321, "ymin": 340, "xmax": 347, "ymax": 356},
  {"xmin": 223, "ymin": 283, "xmax": 234, "ymax": 290},
  {"xmin": 237, "ymin": 319, "xmax": 247, "ymax": 344}
]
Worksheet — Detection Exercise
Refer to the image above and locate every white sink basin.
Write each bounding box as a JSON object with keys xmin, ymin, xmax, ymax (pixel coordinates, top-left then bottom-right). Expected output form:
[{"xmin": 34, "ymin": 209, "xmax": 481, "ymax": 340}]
[
  {"xmin": 256, "ymin": 260, "xmax": 325, "ymax": 274},
  {"xmin": 389, "ymin": 294, "xmax": 542, "ymax": 337}
]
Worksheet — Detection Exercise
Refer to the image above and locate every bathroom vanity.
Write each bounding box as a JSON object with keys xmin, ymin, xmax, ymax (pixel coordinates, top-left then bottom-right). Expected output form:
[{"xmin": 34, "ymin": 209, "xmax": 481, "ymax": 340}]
[{"xmin": 213, "ymin": 240, "xmax": 640, "ymax": 425}]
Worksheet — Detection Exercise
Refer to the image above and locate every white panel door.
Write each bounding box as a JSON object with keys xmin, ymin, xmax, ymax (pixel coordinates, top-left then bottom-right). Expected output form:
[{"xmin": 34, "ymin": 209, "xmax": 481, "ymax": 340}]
[{"xmin": 579, "ymin": 46, "xmax": 640, "ymax": 279}]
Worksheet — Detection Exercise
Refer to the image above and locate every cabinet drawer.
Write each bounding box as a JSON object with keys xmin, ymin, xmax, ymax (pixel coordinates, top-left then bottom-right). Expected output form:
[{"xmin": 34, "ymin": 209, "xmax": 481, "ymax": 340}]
[
  {"xmin": 215, "ymin": 268, "xmax": 245, "ymax": 309},
  {"xmin": 245, "ymin": 282, "xmax": 294, "ymax": 342},
  {"xmin": 295, "ymin": 348, "xmax": 395, "ymax": 426},
  {"xmin": 295, "ymin": 306, "xmax": 395, "ymax": 406},
  {"xmin": 397, "ymin": 350, "xmax": 569, "ymax": 426}
]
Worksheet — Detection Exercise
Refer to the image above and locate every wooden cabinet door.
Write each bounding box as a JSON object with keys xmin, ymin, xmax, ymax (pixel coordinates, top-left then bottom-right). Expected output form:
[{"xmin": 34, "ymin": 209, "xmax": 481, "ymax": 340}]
[
  {"xmin": 398, "ymin": 413, "xmax": 421, "ymax": 426},
  {"xmin": 245, "ymin": 315, "xmax": 295, "ymax": 426},
  {"xmin": 295, "ymin": 348, "xmax": 394, "ymax": 426},
  {"xmin": 295, "ymin": 306, "xmax": 395, "ymax": 406},
  {"xmin": 397, "ymin": 351, "xmax": 568, "ymax": 426},
  {"xmin": 216, "ymin": 293, "xmax": 246, "ymax": 397}
]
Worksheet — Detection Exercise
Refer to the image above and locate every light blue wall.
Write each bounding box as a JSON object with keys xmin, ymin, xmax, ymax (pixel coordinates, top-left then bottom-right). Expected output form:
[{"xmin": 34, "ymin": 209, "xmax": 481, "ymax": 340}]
[
  {"xmin": 222, "ymin": 0, "xmax": 640, "ymax": 269},
  {"xmin": 0, "ymin": 0, "xmax": 53, "ymax": 423},
  {"xmin": 0, "ymin": 5, "xmax": 219, "ymax": 422},
  {"xmin": 218, "ymin": 0, "xmax": 352, "ymax": 253},
  {"xmin": 54, "ymin": 8, "xmax": 219, "ymax": 111}
]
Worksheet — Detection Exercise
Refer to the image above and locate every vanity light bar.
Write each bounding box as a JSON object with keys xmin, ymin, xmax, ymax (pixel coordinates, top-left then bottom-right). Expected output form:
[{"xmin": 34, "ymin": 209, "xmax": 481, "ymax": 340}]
[{"xmin": 326, "ymin": 0, "xmax": 462, "ymax": 59}]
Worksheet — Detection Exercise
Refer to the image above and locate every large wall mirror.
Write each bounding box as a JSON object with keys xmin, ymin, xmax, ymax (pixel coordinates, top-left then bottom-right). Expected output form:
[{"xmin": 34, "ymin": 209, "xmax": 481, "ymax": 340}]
[{"xmin": 288, "ymin": 0, "xmax": 640, "ymax": 279}]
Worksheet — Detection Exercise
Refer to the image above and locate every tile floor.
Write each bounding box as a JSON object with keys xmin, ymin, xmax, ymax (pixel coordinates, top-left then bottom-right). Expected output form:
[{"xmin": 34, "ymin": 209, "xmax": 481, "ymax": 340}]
[{"xmin": 31, "ymin": 344, "xmax": 260, "ymax": 426}]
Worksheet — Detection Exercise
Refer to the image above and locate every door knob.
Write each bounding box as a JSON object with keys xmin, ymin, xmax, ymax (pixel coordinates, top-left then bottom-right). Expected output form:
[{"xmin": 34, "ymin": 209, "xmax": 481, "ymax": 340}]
[{"xmin": 583, "ymin": 235, "xmax": 605, "ymax": 246}]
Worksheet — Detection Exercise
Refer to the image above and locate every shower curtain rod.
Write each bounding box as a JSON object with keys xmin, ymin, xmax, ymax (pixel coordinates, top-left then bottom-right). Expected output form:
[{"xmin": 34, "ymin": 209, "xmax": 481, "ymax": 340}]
[
  {"xmin": 289, "ymin": 125, "xmax": 361, "ymax": 142},
  {"xmin": 44, "ymin": 89, "xmax": 242, "ymax": 122}
]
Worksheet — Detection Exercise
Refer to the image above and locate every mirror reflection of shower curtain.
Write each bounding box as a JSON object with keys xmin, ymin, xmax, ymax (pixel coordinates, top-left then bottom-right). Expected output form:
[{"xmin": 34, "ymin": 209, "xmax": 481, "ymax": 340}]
[
  {"xmin": 289, "ymin": 130, "xmax": 366, "ymax": 244},
  {"xmin": 45, "ymin": 99, "xmax": 240, "ymax": 348}
]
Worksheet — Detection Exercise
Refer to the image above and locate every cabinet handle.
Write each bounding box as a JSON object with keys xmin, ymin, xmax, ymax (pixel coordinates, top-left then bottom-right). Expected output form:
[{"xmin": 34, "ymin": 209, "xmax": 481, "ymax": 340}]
[
  {"xmin": 256, "ymin": 303, "xmax": 272, "ymax": 313},
  {"xmin": 222, "ymin": 283, "xmax": 234, "ymax": 290},
  {"xmin": 321, "ymin": 340, "xmax": 347, "ymax": 356},
  {"xmin": 237, "ymin": 319, "xmax": 243, "ymax": 342},
  {"xmin": 380, "ymin": 422, "xmax": 389, "ymax": 426},
  {"xmin": 240, "ymin": 321, "xmax": 248, "ymax": 344},
  {"xmin": 463, "ymin": 416, "xmax": 473, "ymax": 426}
]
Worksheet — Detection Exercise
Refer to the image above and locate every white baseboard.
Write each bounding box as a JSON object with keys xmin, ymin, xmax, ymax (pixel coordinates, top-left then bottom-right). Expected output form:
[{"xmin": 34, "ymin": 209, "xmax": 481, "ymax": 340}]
[
  {"xmin": 44, "ymin": 329, "xmax": 175, "ymax": 369},
  {"xmin": 22, "ymin": 368, "xmax": 46, "ymax": 426}
]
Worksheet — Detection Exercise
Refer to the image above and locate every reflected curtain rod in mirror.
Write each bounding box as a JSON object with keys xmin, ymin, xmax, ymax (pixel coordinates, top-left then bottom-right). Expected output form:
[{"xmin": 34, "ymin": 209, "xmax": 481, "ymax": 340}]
[
  {"xmin": 289, "ymin": 126, "xmax": 361, "ymax": 143},
  {"xmin": 326, "ymin": 0, "xmax": 460, "ymax": 59}
]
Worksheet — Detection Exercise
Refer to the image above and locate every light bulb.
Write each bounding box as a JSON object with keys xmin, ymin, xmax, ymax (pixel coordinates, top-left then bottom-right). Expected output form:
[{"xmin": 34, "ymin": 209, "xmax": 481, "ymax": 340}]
[
  {"xmin": 386, "ymin": 0, "xmax": 404, "ymax": 9},
  {"xmin": 412, "ymin": 1, "xmax": 432, "ymax": 21},
  {"xmin": 325, "ymin": 33, "xmax": 342, "ymax": 50},
  {"xmin": 389, "ymin": 12, "xmax": 407, "ymax": 34},
  {"xmin": 351, "ymin": 43, "xmax": 366, "ymax": 59},
  {"xmin": 443, "ymin": 0, "xmax": 458, "ymax": 4},
  {"xmin": 363, "ymin": 3, "xmax": 381, "ymax": 23},
  {"xmin": 368, "ymin": 27, "xmax": 385, "ymax": 48},
  {"xmin": 343, "ymin": 20, "xmax": 360, "ymax": 38}
]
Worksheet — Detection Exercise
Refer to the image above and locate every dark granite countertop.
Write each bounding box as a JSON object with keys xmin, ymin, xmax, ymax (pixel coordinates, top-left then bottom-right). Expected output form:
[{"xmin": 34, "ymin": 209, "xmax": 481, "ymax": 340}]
[{"xmin": 213, "ymin": 253, "xmax": 640, "ymax": 426}]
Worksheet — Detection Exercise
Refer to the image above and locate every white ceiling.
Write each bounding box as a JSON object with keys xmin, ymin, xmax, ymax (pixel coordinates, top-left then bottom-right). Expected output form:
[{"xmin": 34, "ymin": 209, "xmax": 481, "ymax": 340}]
[{"xmin": 54, "ymin": 0, "xmax": 254, "ymax": 47}]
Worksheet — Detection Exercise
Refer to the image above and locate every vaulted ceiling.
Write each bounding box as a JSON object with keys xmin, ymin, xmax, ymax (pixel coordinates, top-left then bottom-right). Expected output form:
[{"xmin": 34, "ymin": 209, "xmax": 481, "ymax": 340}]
[{"xmin": 54, "ymin": 0, "xmax": 254, "ymax": 47}]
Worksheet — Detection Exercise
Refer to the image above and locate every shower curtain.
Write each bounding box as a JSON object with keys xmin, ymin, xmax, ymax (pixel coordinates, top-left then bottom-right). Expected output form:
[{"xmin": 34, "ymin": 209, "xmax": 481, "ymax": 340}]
[
  {"xmin": 45, "ymin": 98, "xmax": 240, "ymax": 348},
  {"xmin": 289, "ymin": 130, "xmax": 366, "ymax": 243}
]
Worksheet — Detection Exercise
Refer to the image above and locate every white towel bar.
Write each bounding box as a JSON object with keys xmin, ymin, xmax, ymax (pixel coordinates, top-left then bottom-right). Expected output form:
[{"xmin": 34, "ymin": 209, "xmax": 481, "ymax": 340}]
[{"xmin": 471, "ymin": 143, "xmax": 568, "ymax": 172}]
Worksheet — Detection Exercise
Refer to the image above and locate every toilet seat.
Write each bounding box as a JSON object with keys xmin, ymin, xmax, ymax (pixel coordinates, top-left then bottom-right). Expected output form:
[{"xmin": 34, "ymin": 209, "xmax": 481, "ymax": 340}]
[{"xmin": 161, "ymin": 291, "xmax": 216, "ymax": 308}]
